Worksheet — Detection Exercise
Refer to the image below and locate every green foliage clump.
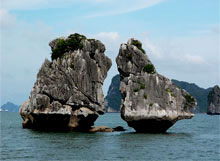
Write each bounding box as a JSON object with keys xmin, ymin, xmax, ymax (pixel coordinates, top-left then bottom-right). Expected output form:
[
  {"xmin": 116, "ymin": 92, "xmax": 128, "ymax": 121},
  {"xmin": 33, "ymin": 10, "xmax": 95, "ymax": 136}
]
[
  {"xmin": 140, "ymin": 84, "xmax": 145, "ymax": 89},
  {"xmin": 149, "ymin": 103, "xmax": 153, "ymax": 107},
  {"xmin": 166, "ymin": 88, "xmax": 175, "ymax": 97},
  {"xmin": 131, "ymin": 40, "xmax": 146, "ymax": 54},
  {"xmin": 165, "ymin": 88, "xmax": 171, "ymax": 93},
  {"xmin": 144, "ymin": 94, "xmax": 147, "ymax": 99},
  {"xmin": 51, "ymin": 33, "xmax": 86, "ymax": 60},
  {"xmin": 133, "ymin": 88, "xmax": 139, "ymax": 92},
  {"xmin": 51, "ymin": 39, "xmax": 67, "ymax": 60},
  {"xmin": 143, "ymin": 64, "xmax": 155, "ymax": 74},
  {"xmin": 88, "ymin": 38, "xmax": 95, "ymax": 41},
  {"xmin": 184, "ymin": 94, "xmax": 195, "ymax": 103},
  {"xmin": 137, "ymin": 80, "xmax": 146, "ymax": 89},
  {"xmin": 66, "ymin": 34, "xmax": 85, "ymax": 50}
]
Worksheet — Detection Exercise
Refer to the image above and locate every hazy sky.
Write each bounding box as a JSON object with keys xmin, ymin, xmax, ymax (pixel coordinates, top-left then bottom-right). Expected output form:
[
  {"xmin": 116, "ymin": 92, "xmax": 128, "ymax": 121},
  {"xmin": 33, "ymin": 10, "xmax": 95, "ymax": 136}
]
[{"xmin": 1, "ymin": 0, "xmax": 219, "ymax": 105}]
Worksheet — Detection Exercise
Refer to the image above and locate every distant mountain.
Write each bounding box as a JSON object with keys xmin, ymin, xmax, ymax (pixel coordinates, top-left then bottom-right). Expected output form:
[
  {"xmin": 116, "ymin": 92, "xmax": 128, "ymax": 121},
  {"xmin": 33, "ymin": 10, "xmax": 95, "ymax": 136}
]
[
  {"xmin": 105, "ymin": 74, "xmax": 213, "ymax": 113},
  {"xmin": 172, "ymin": 79, "xmax": 212, "ymax": 113},
  {"xmin": 1, "ymin": 102, "xmax": 20, "ymax": 112},
  {"xmin": 105, "ymin": 74, "xmax": 121, "ymax": 112}
]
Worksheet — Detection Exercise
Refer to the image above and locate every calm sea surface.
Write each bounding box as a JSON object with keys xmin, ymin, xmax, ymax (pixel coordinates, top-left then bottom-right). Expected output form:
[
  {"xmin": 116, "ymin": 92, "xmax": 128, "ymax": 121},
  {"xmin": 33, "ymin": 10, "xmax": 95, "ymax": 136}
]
[{"xmin": 0, "ymin": 112, "xmax": 219, "ymax": 161}]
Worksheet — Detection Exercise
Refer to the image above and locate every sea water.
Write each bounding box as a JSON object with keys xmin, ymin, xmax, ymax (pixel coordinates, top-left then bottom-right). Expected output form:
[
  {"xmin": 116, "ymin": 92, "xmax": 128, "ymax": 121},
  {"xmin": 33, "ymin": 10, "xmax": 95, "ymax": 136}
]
[{"xmin": 0, "ymin": 112, "xmax": 219, "ymax": 161}]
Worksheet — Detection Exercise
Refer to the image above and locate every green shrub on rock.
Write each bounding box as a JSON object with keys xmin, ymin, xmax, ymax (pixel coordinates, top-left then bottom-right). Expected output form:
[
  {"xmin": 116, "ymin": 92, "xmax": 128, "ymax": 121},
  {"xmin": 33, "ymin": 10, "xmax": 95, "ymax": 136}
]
[
  {"xmin": 66, "ymin": 34, "xmax": 85, "ymax": 50},
  {"xmin": 184, "ymin": 94, "xmax": 195, "ymax": 103},
  {"xmin": 131, "ymin": 40, "xmax": 146, "ymax": 54},
  {"xmin": 51, "ymin": 39, "xmax": 68, "ymax": 60},
  {"xmin": 140, "ymin": 83, "xmax": 145, "ymax": 89},
  {"xmin": 133, "ymin": 88, "xmax": 139, "ymax": 92},
  {"xmin": 51, "ymin": 33, "xmax": 86, "ymax": 60},
  {"xmin": 143, "ymin": 64, "xmax": 155, "ymax": 74},
  {"xmin": 165, "ymin": 88, "xmax": 171, "ymax": 93}
]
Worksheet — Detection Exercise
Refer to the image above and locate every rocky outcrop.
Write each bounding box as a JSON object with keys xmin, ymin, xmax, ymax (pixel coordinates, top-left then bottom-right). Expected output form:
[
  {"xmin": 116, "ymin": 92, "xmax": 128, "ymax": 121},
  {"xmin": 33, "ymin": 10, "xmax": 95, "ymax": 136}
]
[
  {"xmin": 116, "ymin": 38, "xmax": 197, "ymax": 133},
  {"xmin": 105, "ymin": 74, "xmax": 121, "ymax": 112},
  {"xmin": 104, "ymin": 75, "xmax": 213, "ymax": 114},
  {"xmin": 19, "ymin": 33, "xmax": 112, "ymax": 131},
  {"xmin": 89, "ymin": 126, "xmax": 125, "ymax": 132},
  {"xmin": 207, "ymin": 85, "xmax": 220, "ymax": 115}
]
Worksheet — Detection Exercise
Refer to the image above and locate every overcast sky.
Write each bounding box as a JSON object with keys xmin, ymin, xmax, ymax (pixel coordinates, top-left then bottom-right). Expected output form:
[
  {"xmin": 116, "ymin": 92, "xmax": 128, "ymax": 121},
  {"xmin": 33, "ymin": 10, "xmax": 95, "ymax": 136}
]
[{"xmin": 1, "ymin": 0, "xmax": 219, "ymax": 105}]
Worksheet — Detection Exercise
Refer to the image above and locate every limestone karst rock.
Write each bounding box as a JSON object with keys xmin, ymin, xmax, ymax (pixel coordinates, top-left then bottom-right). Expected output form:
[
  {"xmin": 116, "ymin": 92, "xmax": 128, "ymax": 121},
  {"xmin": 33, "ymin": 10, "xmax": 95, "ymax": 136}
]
[
  {"xmin": 116, "ymin": 38, "xmax": 197, "ymax": 133},
  {"xmin": 207, "ymin": 85, "xmax": 220, "ymax": 115},
  {"xmin": 104, "ymin": 75, "xmax": 213, "ymax": 113},
  {"xmin": 19, "ymin": 33, "xmax": 112, "ymax": 131}
]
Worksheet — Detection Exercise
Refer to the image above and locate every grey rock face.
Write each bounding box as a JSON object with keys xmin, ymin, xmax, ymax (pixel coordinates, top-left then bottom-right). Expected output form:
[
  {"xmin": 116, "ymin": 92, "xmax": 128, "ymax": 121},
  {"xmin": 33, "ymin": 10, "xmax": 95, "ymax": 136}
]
[
  {"xmin": 20, "ymin": 33, "xmax": 112, "ymax": 131},
  {"xmin": 116, "ymin": 38, "xmax": 196, "ymax": 133},
  {"xmin": 207, "ymin": 85, "xmax": 220, "ymax": 115}
]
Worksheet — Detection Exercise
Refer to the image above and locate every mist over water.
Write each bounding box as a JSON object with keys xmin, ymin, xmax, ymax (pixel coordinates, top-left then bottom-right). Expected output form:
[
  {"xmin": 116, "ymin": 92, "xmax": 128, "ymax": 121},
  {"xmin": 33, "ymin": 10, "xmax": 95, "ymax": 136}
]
[{"xmin": 1, "ymin": 112, "xmax": 219, "ymax": 161}]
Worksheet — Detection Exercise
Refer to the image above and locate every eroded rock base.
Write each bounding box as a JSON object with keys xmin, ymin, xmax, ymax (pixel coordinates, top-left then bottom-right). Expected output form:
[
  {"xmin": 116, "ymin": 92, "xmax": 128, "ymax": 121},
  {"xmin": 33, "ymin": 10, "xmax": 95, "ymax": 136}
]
[
  {"xmin": 21, "ymin": 106, "xmax": 99, "ymax": 131},
  {"xmin": 127, "ymin": 119, "xmax": 176, "ymax": 133},
  {"xmin": 21, "ymin": 116, "xmax": 125, "ymax": 132},
  {"xmin": 22, "ymin": 114, "xmax": 70, "ymax": 130}
]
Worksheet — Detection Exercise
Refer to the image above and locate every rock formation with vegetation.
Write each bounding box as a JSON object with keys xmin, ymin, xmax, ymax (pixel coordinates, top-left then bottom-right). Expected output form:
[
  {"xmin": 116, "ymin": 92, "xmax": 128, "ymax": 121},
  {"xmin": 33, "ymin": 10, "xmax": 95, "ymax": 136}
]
[
  {"xmin": 19, "ymin": 33, "xmax": 112, "ymax": 131},
  {"xmin": 116, "ymin": 38, "xmax": 197, "ymax": 133}
]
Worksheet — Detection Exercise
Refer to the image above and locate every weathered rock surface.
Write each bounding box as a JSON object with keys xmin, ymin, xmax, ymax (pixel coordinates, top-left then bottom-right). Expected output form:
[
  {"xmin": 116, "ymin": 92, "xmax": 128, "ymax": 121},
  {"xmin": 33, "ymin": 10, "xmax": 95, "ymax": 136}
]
[
  {"xmin": 104, "ymin": 75, "xmax": 213, "ymax": 114},
  {"xmin": 116, "ymin": 38, "xmax": 197, "ymax": 133},
  {"xmin": 19, "ymin": 33, "xmax": 112, "ymax": 131},
  {"xmin": 207, "ymin": 85, "xmax": 220, "ymax": 115}
]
